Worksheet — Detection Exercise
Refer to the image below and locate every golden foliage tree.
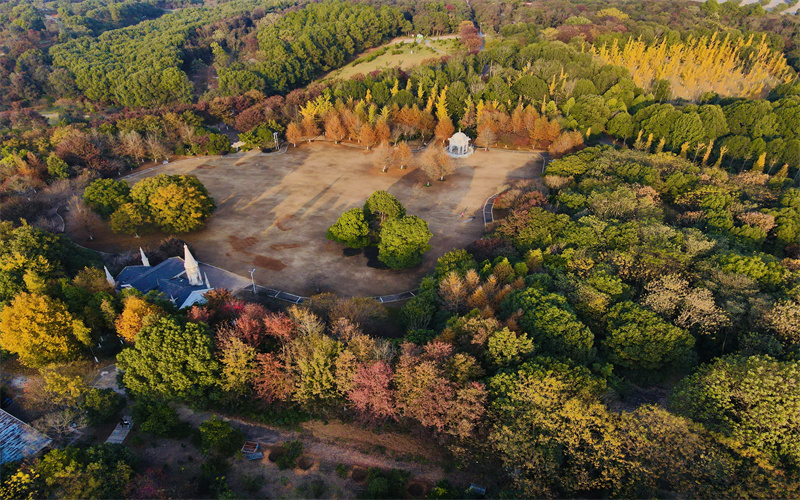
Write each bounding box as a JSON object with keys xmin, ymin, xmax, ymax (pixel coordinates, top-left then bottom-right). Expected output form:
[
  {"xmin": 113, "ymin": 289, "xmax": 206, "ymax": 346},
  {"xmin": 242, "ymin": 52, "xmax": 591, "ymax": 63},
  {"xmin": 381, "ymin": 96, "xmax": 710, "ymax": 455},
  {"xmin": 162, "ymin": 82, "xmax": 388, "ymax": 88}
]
[
  {"xmin": 420, "ymin": 147, "xmax": 455, "ymax": 182},
  {"xmin": 323, "ymin": 113, "xmax": 346, "ymax": 144},
  {"xmin": 373, "ymin": 142, "xmax": 394, "ymax": 173},
  {"xmin": 394, "ymin": 142, "xmax": 413, "ymax": 169},
  {"xmin": 115, "ymin": 295, "xmax": 166, "ymax": 343},
  {"xmin": 359, "ymin": 123, "xmax": 377, "ymax": 150},
  {"xmin": 593, "ymin": 33, "xmax": 792, "ymax": 100},
  {"xmin": 476, "ymin": 124, "xmax": 497, "ymax": 151},
  {"xmin": 286, "ymin": 122, "xmax": 303, "ymax": 147},
  {"xmin": 374, "ymin": 118, "xmax": 391, "ymax": 145},
  {"xmin": 301, "ymin": 115, "xmax": 320, "ymax": 142},
  {"xmin": 439, "ymin": 271, "xmax": 467, "ymax": 312},
  {"xmin": 0, "ymin": 293, "xmax": 90, "ymax": 367},
  {"xmin": 434, "ymin": 116, "xmax": 455, "ymax": 144},
  {"xmin": 217, "ymin": 334, "xmax": 257, "ymax": 396},
  {"xmin": 548, "ymin": 130, "xmax": 585, "ymax": 158}
]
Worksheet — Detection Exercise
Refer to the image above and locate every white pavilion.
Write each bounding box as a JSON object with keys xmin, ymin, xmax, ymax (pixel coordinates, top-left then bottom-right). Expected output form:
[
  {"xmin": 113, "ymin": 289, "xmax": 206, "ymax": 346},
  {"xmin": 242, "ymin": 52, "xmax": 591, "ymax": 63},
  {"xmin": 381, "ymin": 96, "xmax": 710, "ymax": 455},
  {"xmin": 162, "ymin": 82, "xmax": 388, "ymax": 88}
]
[{"xmin": 446, "ymin": 131, "xmax": 474, "ymax": 158}]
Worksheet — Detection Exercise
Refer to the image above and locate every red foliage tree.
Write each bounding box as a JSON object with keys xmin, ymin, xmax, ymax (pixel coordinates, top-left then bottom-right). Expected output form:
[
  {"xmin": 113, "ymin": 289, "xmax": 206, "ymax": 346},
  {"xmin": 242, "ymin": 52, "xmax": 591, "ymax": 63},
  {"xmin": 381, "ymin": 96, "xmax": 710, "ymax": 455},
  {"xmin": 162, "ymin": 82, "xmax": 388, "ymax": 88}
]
[
  {"xmin": 347, "ymin": 361, "xmax": 396, "ymax": 421},
  {"xmin": 231, "ymin": 303, "xmax": 270, "ymax": 347},
  {"xmin": 253, "ymin": 352, "xmax": 293, "ymax": 403},
  {"xmin": 393, "ymin": 342, "xmax": 487, "ymax": 438},
  {"xmin": 263, "ymin": 312, "xmax": 296, "ymax": 343}
]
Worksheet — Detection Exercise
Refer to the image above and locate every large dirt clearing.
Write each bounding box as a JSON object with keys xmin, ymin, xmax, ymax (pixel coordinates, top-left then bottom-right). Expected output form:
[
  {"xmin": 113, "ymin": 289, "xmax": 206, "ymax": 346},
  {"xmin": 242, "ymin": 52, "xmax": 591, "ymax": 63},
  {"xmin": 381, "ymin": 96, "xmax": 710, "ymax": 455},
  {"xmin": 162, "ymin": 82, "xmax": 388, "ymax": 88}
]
[{"xmin": 92, "ymin": 143, "xmax": 541, "ymax": 297}]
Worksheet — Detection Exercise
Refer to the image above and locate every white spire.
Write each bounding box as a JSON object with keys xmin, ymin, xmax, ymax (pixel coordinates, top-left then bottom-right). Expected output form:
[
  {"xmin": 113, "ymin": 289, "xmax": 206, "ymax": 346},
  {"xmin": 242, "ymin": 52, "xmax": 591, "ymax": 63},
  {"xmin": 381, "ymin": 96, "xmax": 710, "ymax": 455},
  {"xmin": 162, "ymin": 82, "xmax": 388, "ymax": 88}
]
[
  {"xmin": 139, "ymin": 247, "xmax": 150, "ymax": 267},
  {"xmin": 204, "ymin": 272, "xmax": 211, "ymax": 288},
  {"xmin": 104, "ymin": 266, "xmax": 115, "ymax": 287},
  {"xmin": 183, "ymin": 244, "xmax": 203, "ymax": 286}
]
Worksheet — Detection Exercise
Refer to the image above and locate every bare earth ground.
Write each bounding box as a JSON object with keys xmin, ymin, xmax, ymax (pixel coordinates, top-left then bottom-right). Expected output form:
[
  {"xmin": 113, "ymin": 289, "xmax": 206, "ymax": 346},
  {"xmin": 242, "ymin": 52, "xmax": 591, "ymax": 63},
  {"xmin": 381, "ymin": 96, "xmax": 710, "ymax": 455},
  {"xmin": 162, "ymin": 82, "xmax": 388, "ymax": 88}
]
[
  {"xmin": 163, "ymin": 406, "xmax": 450, "ymax": 498},
  {"xmin": 70, "ymin": 143, "xmax": 541, "ymax": 297}
]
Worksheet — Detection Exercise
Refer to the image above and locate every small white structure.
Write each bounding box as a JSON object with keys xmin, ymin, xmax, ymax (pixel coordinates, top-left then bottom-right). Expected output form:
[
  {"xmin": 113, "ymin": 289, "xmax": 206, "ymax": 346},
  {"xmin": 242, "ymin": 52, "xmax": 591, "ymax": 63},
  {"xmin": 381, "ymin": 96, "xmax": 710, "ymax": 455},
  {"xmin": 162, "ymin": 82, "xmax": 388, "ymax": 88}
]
[
  {"xmin": 104, "ymin": 266, "xmax": 115, "ymax": 288},
  {"xmin": 446, "ymin": 131, "xmax": 474, "ymax": 158},
  {"xmin": 139, "ymin": 247, "xmax": 150, "ymax": 267},
  {"xmin": 183, "ymin": 244, "xmax": 203, "ymax": 286}
]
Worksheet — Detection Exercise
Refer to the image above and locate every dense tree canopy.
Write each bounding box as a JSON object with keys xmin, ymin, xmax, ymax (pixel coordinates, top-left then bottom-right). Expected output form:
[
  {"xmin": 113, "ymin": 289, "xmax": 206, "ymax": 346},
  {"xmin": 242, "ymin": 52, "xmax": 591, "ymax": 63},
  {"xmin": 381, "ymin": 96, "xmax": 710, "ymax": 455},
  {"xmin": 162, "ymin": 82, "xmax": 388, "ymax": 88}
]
[
  {"xmin": 671, "ymin": 355, "xmax": 800, "ymax": 467},
  {"xmin": 377, "ymin": 215, "xmax": 433, "ymax": 269},
  {"xmin": 117, "ymin": 316, "xmax": 219, "ymax": 399},
  {"xmin": 84, "ymin": 174, "xmax": 216, "ymax": 234},
  {"xmin": 1, "ymin": 0, "xmax": 799, "ymax": 496},
  {"xmin": 326, "ymin": 207, "xmax": 371, "ymax": 248},
  {"xmin": 0, "ymin": 292, "xmax": 90, "ymax": 367}
]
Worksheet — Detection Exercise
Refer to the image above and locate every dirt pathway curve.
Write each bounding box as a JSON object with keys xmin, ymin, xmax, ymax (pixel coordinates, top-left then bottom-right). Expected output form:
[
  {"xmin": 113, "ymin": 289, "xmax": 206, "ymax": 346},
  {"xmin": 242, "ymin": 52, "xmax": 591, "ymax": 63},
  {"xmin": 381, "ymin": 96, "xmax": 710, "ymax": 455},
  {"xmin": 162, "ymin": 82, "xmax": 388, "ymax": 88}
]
[{"xmin": 175, "ymin": 406, "xmax": 447, "ymax": 483}]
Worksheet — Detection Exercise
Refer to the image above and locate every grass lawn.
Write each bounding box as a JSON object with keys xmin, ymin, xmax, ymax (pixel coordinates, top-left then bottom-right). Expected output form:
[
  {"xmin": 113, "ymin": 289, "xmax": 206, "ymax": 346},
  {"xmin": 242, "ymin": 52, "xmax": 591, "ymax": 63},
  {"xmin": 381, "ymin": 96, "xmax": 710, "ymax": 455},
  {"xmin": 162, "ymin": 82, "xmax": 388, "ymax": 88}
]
[{"xmin": 325, "ymin": 37, "xmax": 461, "ymax": 81}]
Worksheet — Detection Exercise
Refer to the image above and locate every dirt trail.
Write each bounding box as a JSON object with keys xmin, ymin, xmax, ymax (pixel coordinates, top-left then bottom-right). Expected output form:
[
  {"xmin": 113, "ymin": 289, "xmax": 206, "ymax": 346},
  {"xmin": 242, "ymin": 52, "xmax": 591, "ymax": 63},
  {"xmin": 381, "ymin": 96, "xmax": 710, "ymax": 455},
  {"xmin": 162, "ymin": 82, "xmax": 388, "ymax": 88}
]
[{"xmin": 176, "ymin": 406, "xmax": 446, "ymax": 482}]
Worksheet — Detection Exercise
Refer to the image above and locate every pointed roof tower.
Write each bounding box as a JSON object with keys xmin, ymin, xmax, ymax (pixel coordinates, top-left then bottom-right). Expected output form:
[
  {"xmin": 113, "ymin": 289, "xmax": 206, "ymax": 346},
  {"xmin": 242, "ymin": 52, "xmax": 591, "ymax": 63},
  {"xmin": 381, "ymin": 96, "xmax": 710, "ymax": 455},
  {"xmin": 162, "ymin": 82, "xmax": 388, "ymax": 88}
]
[
  {"xmin": 139, "ymin": 247, "xmax": 150, "ymax": 267},
  {"xmin": 204, "ymin": 272, "xmax": 211, "ymax": 289},
  {"xmin": 104, "ymin": 266, "xmax": 116, "ymax": 288},
  {"xmin": 183, "ymin": 244, "xmax": 203, "ymax": 286}
]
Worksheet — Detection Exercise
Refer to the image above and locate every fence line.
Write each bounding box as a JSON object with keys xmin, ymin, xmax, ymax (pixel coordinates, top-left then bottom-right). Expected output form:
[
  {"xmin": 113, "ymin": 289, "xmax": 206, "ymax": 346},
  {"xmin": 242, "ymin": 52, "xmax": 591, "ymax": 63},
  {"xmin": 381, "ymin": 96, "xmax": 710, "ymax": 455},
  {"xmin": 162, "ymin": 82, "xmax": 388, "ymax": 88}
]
[
  {"xmin": 483, "ymin": 194, "xmax": 498, "ymax": 226},
  {"xmin": 251, "ymin": 284, "xmax": 419, "ymax": 304}
]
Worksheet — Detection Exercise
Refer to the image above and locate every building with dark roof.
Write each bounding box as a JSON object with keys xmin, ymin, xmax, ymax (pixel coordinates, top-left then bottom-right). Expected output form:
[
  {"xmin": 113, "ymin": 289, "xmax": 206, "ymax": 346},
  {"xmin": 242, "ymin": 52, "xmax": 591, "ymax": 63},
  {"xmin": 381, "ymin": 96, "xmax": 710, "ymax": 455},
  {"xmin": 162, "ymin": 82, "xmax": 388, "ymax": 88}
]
[
  {"xmin": 0, "ymin": 409, "xmax": 51, "ymax": 464},
  {"xmin": 112, "ymin": 245, "xmax": 250, "ymax": 309}
]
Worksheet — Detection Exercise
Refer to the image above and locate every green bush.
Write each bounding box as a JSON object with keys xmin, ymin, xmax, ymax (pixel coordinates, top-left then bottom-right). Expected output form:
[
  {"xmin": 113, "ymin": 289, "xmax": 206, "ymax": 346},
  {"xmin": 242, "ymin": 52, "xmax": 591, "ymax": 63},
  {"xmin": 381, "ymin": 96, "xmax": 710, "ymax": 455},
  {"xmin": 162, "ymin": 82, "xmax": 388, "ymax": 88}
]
[
  {"xmin": 198, "ymin": 455, "xmax": 230, "ymax": 496},
  {"xmin": 276, "ymin": 440, "xmax": 304, "ymax": 469},
  {"xmin": 132, "ymin": 400, "xmax": 185, "ymax": 438},
  {"xmin": 335, "ymin": 463, "xmax": 349, "ymax": 478},
  {"xmin": 82, "ymin": 388, "xmax": 126, "ymax": 426},
  {"xmin": 405, "ymin": 329, "xmax": 436, "ymax": 345},
  {"xmin": 361, "ymin": 468, "xmax": 410, "ymax": 499},
  {"xmin": 199, "ymin": 417, "xmax": 245, "ymax": 457},
  {"xmin": 427, "ymin": 479, "xmax": 460, "ymax": 499}
]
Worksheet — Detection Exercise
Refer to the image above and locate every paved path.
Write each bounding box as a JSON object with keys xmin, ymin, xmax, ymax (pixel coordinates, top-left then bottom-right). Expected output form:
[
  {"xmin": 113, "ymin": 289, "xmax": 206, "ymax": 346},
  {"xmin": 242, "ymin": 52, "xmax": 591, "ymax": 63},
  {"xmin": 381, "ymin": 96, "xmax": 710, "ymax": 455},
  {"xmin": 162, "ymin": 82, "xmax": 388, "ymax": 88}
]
[
  {"xmin": 90, "ymin": 364, "xmax": 124, "ymax": 394},
  {"xmin": 483, "ymin": 194, "xmax": 498, "ymax": 226},
  {"xmin": 105, "ymin": 416, "xmax": 133, "ymax": 444}
]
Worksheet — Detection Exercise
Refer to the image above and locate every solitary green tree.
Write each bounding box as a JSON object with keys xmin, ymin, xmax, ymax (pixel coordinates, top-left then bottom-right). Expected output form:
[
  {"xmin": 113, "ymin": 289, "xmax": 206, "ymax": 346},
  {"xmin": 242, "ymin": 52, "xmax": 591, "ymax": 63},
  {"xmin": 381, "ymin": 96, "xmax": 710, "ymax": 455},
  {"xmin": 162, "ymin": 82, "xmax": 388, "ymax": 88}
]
[
  {"xmin": 378, "ymin": 215, "xmax": 432, "ymax": 269},
  {"xmin": 117, "ymin": 316, "xmax": 219, "ymax": 399},
  {"xmin": 326, "ymin": 208, "xmax": 370, "ymax": 248}
]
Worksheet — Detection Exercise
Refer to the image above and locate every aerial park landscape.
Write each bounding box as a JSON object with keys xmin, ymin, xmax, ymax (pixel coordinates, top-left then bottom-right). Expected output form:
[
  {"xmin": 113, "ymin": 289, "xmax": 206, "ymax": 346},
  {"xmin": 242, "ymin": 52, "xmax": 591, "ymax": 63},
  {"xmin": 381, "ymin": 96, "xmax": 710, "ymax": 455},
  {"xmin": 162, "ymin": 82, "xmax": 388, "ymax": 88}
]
[{"xmin": 0, "ymin": 0, "xmax": 799, "ymax": 498}]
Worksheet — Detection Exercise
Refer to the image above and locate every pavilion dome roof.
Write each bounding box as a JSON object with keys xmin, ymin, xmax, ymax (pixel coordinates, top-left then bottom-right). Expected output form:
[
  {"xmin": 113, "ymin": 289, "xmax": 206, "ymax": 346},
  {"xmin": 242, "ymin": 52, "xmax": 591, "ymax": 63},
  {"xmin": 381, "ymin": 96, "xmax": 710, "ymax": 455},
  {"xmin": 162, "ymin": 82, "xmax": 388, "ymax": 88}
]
[{"xmin": 448, "ymin": 131, "xmax": 471, "ymax": 147}]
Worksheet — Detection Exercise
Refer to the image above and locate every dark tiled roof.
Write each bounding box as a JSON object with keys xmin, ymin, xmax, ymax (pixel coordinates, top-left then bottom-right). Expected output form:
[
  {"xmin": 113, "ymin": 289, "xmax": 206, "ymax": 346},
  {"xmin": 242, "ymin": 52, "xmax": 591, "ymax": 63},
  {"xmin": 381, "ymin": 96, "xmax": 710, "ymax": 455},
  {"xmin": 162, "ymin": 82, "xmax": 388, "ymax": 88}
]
[
  {"xmin": 115, "ymin": 266, "xmax": 149, "ymax": 285},
  {"xmin": 198, "ymin": 263, "xmax": 250, "ymax": 293},
  {"xmin": 0, "ymin": 409, "xmax": 51, "ymax": 464},
  {"xmin": 156, "ymin": 278, "xmax": 204, "ymax": 308},
  {"xmin": 115, "ymin": 257, "xmax": 249, "ymax": 309},
  {"xmin": 117, "ymin": 257, "xmax": 186, "ymax": 294}
]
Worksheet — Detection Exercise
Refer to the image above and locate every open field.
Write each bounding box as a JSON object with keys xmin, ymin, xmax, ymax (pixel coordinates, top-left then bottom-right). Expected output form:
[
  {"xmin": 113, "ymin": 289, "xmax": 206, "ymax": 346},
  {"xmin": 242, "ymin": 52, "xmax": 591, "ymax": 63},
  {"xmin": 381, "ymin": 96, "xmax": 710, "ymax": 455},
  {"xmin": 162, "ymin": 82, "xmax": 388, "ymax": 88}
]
[
  {"xmin": 324, "ymin": 36, "xmax": 460, "ymax": 81},
  {"xmin": 69, "ymin": 143, "xmax": 542, "ymax": 297}
]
